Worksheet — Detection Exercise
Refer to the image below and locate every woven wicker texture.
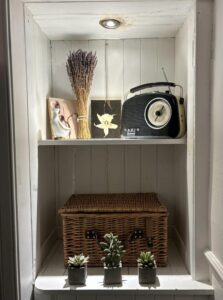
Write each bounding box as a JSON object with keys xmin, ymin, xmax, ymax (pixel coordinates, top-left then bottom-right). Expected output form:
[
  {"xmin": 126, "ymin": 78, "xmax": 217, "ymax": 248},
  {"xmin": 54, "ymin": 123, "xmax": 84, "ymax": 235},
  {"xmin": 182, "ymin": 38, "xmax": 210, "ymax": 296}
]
[
  {"xmin": 59, "ymin": 193, "xmax": 168, "ymax": 267},
  {"xmin": 59, "ymin": 193, "xmax": 167, "ymax": 214}
]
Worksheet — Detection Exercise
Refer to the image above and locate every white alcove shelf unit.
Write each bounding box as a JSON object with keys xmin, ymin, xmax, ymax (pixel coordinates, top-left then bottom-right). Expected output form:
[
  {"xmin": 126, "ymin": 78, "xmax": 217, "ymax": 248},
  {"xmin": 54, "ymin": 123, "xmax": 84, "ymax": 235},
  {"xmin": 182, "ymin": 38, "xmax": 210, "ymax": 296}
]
[{"xmin": 10, "ymin": 0, "xmax": 213, "ymax": 299}]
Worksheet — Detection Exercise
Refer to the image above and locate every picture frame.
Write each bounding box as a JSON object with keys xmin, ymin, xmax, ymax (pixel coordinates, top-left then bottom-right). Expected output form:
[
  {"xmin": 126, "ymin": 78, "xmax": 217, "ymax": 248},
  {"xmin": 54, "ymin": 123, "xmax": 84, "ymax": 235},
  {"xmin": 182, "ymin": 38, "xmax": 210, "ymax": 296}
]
[
  {"xmin": 48, "ymin": 97, "xmax": 77, "ymax": 140},
  {"xmin": 91, "ymin": 100, "xmax": 121, "ymax": 138}
]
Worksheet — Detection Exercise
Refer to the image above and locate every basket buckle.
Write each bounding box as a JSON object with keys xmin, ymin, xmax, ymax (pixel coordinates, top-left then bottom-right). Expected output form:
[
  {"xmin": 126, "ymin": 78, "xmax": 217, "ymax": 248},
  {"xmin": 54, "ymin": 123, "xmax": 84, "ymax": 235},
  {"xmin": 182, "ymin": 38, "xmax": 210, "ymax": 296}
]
[
  {"xmin": 129, "ymin": 229, "xmax": 144, "ymax": 242},
  {"xmin": 147, "ymin": 237, "xmax": 154, "ymax": 247},
  {"xmin": 85, "ymin": 230, "xmax": 98, "ymax": 240}
]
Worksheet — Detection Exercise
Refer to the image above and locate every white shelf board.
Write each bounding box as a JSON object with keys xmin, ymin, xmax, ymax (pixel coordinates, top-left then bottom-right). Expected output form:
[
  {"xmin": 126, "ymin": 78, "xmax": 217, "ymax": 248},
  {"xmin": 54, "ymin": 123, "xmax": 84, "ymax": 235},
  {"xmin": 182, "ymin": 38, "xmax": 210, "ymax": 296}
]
[
  {"xmin": 38, "ymin": 138, "xmax": 186, "ymax": 146},
  {"xmin": 35, "ymin": 240, "xmax": 213, "ymax": 295}
]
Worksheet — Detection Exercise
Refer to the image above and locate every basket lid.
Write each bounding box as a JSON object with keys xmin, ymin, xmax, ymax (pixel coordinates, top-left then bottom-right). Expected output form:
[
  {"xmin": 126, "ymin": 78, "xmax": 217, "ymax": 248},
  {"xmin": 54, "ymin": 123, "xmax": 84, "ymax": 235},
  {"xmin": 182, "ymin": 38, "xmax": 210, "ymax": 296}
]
[{"xmin": 58, "ymin": 193, "xmax": 167, "ymax": 214}]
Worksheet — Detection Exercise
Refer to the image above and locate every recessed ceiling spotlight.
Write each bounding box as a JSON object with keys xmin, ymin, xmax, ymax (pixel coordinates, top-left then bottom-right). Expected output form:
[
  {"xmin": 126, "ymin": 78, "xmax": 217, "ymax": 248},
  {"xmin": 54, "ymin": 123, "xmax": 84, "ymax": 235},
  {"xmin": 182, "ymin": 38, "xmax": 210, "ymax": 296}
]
[{"xmin": 99, "ymin": 18, "xmax": 122, "ymax": 29}]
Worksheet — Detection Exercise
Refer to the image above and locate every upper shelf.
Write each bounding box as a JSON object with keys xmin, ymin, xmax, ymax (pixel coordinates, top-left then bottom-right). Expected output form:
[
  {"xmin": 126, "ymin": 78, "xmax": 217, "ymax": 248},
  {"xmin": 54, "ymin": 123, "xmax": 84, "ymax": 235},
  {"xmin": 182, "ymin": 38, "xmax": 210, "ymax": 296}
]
[{"xmin": 38, "ymin": 138, "xmax": 186, "ymax": 146}]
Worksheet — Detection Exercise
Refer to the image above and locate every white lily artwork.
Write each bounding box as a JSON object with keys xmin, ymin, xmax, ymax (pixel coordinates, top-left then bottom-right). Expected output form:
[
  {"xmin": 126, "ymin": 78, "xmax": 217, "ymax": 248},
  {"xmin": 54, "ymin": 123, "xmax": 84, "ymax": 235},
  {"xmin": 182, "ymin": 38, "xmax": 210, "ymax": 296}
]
[
  {"xmin": 91, "ymin": 100, "xmax": 121, "ymax": 138},
  {"xmin": 94, "ymin": 113, "xmax": 118, "ymax": 137}
]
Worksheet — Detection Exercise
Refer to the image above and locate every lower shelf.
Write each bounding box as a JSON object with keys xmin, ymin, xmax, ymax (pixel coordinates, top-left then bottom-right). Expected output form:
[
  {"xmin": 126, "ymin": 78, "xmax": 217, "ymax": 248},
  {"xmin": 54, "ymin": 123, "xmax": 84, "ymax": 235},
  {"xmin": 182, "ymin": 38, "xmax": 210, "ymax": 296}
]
[{"xmin": 35, "ymin": 240, "xmax": 213, "ymax": 299}]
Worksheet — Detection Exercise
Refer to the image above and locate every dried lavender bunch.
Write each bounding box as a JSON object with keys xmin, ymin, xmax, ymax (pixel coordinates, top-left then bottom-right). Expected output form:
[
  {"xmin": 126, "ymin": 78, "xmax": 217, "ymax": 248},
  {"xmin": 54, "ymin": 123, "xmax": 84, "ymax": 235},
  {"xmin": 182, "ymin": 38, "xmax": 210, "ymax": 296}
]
[
  {"xmin": 66, "ymin": 49, "xmax": 97, "ymax": 139},
  {"xmin": 67, "ymin": 49, "xmax": 97, "ymax": 97}
]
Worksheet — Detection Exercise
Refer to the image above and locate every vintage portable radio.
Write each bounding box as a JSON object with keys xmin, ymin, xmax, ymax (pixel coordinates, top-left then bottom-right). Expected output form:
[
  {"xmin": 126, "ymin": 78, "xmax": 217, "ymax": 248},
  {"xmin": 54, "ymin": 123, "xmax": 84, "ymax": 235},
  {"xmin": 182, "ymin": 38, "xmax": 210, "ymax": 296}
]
[{"xmin": 121, "ymin": 82, "xmax": 186, "ymax": 138}]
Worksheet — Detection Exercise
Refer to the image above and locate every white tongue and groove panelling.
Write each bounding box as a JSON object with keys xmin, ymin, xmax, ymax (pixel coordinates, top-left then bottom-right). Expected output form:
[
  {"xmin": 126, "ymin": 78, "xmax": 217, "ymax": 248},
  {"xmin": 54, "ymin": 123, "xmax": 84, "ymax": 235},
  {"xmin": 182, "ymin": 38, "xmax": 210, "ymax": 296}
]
[
  {"xmin": 51, "ymin": 38, "xmax": 175, "ymax": 100},
  {"xmin": 51, "ymin": 38, "xmax": 176, "ymax": 231},
  {"xmin": 55, "ymin": 144, "xmax": 175, "ymax": 237}
]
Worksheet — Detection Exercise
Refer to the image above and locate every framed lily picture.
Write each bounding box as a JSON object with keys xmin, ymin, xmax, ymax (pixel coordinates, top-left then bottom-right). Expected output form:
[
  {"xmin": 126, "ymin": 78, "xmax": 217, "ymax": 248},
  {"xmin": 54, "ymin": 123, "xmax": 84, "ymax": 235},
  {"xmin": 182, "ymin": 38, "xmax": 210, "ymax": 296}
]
[{"xmin": 91, "ymin": 100, "xmax": 121, "ymax": 138}]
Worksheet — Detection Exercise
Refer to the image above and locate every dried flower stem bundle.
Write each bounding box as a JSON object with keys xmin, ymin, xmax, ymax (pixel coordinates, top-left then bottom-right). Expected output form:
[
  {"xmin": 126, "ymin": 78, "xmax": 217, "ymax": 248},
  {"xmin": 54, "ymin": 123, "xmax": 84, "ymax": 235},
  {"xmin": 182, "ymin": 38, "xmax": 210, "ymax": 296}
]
[{"xmin": 67, "ymin": 49, "xmax": 97, "ymax": 139}]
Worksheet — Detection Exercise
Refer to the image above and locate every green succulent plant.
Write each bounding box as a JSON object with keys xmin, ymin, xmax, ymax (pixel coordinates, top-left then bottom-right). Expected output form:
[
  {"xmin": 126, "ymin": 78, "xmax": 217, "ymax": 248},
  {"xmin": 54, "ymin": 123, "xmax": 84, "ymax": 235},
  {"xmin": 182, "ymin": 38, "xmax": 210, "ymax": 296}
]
[
  {"xmin": 100, "ymin": 233, "xmax": 125, "ymax": 268},
  {"xmin": 137, "ymin": 251, "xmax": 155, "ymax": 268},
  {"xmin": 68, "ymin": 254, "xmax": 89, "ymax": 268}
]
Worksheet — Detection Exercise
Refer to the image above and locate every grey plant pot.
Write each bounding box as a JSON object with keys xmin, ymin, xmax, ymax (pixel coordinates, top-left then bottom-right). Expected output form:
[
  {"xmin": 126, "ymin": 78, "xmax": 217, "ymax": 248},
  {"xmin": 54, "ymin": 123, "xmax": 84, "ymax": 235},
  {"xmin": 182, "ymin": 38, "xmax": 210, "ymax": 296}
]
[
  {"xmin": 138, "ymin": 265, "xmax": 156, "ymax": 284},
  {"xmin": 104, "ymin": 265, "xmax": 122, "ymax": 285},
  {"xmin": 68, "ymin": 265, "xmax": 87, "ymax": 285}
]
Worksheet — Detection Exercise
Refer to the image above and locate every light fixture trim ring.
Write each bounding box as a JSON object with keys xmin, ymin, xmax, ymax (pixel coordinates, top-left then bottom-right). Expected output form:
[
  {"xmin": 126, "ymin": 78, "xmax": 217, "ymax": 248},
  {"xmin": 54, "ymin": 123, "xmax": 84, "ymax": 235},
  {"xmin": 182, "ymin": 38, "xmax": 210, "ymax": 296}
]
[{"xmin": 99, "ymin": 18, "xmax": 122, "ymax": 29}]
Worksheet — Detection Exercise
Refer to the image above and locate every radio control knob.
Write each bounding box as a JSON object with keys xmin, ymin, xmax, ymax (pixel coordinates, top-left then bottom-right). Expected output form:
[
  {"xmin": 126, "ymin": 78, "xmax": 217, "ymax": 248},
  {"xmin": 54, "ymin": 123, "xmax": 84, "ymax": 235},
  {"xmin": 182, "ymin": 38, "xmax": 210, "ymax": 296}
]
[{"xmin": 179, "ymin": 98, "xmax": 184, "ymax": 104}]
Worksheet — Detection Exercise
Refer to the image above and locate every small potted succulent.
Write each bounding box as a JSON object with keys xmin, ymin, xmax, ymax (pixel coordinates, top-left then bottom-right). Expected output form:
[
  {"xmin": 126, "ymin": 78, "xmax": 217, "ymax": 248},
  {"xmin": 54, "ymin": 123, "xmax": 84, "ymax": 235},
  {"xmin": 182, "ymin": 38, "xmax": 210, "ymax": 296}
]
[
  {"xmin": 137, "ymin": 251, "xmax": 157, "ymax": 284},
  {"xmin": 100, "ymin": 233, "xmax": 125, "ymax": 285},
  {"xmin": 67, "ymin": 254, "xmax": 89, "ymax": 285}
]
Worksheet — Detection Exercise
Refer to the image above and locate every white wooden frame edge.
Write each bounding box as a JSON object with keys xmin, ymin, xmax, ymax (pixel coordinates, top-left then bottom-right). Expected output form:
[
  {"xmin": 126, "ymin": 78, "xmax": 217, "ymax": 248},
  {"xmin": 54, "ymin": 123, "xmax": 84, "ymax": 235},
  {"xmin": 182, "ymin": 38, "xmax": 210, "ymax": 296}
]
[
  {"xmin": 0, "ymin": 0, "xmax": 21, "ymax": 299},
  {"xmin": 204, "ymin": 250, "xmax": 223, "ymax": 286},
  {"xmin": 192, "ymin": 0, "xmax": 213, "ymax": 281}
]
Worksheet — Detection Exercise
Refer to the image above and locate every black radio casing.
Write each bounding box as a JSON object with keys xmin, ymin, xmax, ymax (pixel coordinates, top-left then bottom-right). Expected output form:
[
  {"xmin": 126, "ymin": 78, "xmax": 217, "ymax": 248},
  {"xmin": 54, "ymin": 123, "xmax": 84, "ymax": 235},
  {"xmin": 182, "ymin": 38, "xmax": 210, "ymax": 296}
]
[{"xmin": 121, "ymin": 91, "xmax": 183, "ymax": 138}]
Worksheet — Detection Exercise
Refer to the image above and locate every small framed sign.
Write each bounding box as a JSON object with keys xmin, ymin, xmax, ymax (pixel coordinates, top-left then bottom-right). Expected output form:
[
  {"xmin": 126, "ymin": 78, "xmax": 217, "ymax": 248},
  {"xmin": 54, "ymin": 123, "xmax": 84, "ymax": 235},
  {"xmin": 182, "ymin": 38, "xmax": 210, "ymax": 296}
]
[{"xmin": 91, "ymin": 100, "xmax": 121, "ymax": 138}]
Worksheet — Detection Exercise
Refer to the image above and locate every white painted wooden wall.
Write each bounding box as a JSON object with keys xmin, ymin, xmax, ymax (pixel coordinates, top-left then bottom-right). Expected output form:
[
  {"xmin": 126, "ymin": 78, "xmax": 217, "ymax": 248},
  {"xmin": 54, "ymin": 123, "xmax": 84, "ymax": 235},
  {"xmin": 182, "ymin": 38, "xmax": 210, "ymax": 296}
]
[
  {"xmin": 25, "ymin": 8, "xmax": 56, "ymax": 274},
  {"xmin": 51, "ymin": 38, "xmax": 175, "ymax": 102},
  {"xmin": 55, "ymin": 144, "xmax": 176, "ymax": 234},
  {"xmin": 173, "ymin": 13, "xmax": 191, "ymax": 272}
]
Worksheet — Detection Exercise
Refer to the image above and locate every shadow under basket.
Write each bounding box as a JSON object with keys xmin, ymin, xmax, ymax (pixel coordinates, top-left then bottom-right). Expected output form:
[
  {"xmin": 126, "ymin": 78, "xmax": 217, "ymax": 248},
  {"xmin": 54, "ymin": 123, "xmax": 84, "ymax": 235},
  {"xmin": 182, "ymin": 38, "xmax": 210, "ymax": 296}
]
[{"xmin": 59, "ymin": 193, "xmax": 168, "ymax": 267}]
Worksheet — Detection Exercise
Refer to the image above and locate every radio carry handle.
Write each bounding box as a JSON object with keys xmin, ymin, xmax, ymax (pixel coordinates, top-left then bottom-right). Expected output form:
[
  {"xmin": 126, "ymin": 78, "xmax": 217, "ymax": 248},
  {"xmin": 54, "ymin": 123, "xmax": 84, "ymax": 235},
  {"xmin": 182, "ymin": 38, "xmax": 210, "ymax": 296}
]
[{"xmin": 129, "ymin": 82, "xmax": 183, "ymax": 98}]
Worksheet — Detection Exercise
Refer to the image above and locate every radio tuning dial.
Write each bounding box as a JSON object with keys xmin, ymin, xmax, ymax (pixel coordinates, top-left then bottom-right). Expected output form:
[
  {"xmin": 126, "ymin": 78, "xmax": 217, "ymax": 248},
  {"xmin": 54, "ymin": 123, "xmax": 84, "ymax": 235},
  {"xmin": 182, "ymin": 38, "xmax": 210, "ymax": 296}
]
[
  {"xmin": 145, "ymin": 98, "xmax": 172, "ymax": 129},
  {"xmin": 155, "ymin": 110, "xmax": 162, "ymax": 117}
]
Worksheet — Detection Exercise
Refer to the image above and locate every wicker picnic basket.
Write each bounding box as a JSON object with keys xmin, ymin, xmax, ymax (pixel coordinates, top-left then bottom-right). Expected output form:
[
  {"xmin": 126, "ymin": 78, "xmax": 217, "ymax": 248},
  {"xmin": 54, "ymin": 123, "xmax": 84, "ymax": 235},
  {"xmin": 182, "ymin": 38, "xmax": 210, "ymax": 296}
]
[{"xmin": 59, "ymin": 193, "xmax": 168, "ymax": 267}]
